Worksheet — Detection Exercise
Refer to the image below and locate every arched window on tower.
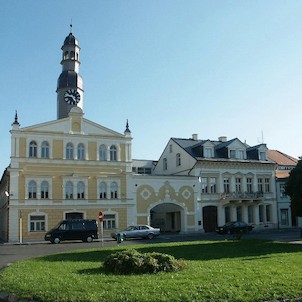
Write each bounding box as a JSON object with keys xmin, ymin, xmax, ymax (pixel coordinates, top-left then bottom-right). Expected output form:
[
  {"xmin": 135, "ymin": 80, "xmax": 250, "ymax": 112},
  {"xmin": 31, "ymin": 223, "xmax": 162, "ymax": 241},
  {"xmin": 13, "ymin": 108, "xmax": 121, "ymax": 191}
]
[
  {"xmin": 70, "ymin": 51, "xmax": 75, "ymax": 59},
  {"xmin": 66, "ymin": 143, "xmax": 74, "ymax": 159},
  {"xmin": 29, "ymin": 141, "xmax": 37, "ymax": 158},
  {"xmin": 28, "ymin": 180, "xmax": 37, "ymax": 199},
  {"xmin": 41, "ymin": 141, "xmax": 49, "ymax": 158},
  {"xmin": 110, "ymin": 145, "xmax": 117, "ymax": 161}
]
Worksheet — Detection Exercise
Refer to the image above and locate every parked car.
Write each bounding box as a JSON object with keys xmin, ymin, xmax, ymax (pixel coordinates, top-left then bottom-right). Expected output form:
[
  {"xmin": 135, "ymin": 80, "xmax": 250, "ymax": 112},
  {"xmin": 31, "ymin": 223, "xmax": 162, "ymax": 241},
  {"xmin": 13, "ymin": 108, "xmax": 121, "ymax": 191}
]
[
  {"xmin": 45, "ymin": 219, "xmax": 98, "ymax": 244},
  {"xmin": 216, "ymin": 221, "xmax": 254, "ymax": 234},
  {"xmin": 111, "ymin": 225, "xmax": 160, "ymax": 240}
]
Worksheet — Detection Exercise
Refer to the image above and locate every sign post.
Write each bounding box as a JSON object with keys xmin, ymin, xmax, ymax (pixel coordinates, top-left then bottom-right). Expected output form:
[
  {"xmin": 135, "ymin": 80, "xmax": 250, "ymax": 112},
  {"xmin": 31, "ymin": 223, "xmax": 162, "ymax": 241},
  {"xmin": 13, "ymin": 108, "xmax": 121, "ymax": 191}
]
[{"xmin": 98, "ymin": 211, "xmax": 103, "ymax": 247}]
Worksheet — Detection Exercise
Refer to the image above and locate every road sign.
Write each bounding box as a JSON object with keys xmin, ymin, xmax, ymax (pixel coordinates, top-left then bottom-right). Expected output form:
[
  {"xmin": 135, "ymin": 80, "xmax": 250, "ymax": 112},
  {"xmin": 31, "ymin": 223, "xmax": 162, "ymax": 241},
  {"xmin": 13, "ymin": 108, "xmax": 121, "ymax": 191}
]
[{"xmin": 98, "ymin": 211, "xmax": 103, "ymax": 222}]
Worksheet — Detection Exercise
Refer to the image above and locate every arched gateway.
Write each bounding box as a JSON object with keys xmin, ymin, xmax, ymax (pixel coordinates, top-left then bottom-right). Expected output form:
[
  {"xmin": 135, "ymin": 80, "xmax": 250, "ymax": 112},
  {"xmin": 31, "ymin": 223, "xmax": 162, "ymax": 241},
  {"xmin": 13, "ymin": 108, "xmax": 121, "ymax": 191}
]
[{"xmin": 149, "ymin": 202, "xmax": 184, "ymax": 233}]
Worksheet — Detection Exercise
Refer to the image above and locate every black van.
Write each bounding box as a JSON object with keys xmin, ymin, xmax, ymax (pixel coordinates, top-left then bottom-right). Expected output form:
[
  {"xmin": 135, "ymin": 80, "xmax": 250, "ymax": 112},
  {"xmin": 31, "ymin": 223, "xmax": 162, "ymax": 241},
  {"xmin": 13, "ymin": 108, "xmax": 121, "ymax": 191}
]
[{"xmin": 44, "ymin": 219, "xmax": 98, "ymax": 244}]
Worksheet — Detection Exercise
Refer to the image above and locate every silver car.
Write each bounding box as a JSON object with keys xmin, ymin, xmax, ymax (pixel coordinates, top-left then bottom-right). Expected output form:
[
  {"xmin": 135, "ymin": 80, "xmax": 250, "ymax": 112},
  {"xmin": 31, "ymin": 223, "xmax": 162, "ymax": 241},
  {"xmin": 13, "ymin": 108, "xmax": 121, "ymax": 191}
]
[{"xmin": 111, "ymin": 225, "xmax": 160, "ymax": 240}]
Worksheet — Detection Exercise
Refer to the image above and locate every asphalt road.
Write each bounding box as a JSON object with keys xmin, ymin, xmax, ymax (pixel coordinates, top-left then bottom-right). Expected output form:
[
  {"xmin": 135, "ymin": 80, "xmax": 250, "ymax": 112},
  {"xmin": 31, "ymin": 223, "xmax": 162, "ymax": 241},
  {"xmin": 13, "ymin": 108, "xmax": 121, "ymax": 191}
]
[{"xmin": 0, "ymin": 229, "xmax": 301, "ymax": 270}]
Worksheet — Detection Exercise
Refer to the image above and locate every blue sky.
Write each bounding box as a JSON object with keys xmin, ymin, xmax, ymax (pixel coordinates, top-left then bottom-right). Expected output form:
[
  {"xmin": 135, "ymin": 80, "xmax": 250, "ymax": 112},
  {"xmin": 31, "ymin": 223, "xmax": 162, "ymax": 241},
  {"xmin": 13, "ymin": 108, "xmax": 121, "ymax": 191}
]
[{"xmin": 1, "ymin": 1, "xmax": 302, "ymax": 173}]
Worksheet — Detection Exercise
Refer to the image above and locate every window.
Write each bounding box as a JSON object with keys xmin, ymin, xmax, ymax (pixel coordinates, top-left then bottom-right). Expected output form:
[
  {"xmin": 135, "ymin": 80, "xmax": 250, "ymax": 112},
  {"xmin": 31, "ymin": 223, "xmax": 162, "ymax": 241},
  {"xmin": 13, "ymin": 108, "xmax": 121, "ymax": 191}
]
[
  {"xmin": 230, "ymin": 150, "xmax": 236, "ymax": 159},
  {"xmin": 225, "ymin": 206, "xmax": 230, "ymax": 223},
  {"xmin": 110, "ymin": 145, "xmax": 117, "ymax": 161},
  {"xmin": 247, "ymin": 178, "xmax": 253, "ymax": 193},
  {"xmin": 260, "ymin": 152, "xmax": 266, "ymax": 161},
  {"xmin": 280, "ymin": 209, "xmax": 289, "ymax": 225},
  {"xmin": 29, "ymin": 141, "xmax": 37, "ymax": 157},
  {"xmin": 176, "ymin": 153, "xmax": 181, "ymax": 166},
  {"xmin": 41, "ymin": 181, "xmax": 49, "ymax": 199},
  {"xmin": 169, "ymin": 144, "xmax": 173, "ymax": 153},
  {"xmin": 110, "ymin": 182, "xmax": 118, "ymax": 199},
  {"xmin": 257, "ymin": 178, "xmax": 263, "ymax": 192},
  {"xmin": 99, "ymin": 144, "xmax": 107, "ymax": 161},
  {"xmin": 66, "ymin": 143, "xmax": 73, "ymax": 159},
  {"xmin": 103, "ymin": 214, "xmax": 116, "ymax": 230},
  {"xmin": 210, "ymin": 177, "xmax": 216, "ymax": 193},
  {"xmin": 41, "ymin": 141, "xmax": 49, "ymax": 158},
  {"xmin": 137, "ymin": 167, "xmax": 152, "ymax": 175},
  {"xmin": 77, "ymin": 181, "xmax": 85, "ymax": 199},
  {"xmin": 235, "ymin": 178, "xmax": 242, "ymax": 192},
  {"xmin": 99, "ymin": 182, "xmax": 107, "ymax": 199},
  {"xmin": 28, "ymin": 180, "xmax": 37, "ymax": 199},
  {"xmin": 230, "ymin": 149, "xmax": 244, "ymax": 159},
  {"xmin": 280, "ymin": 184, "xmax": 286, "ymax": 198},
  {"xmin": 204, "ymin": 148, "xmax": 213, "ymax": 158},
  {"xmin": 201, "ymin": 177, "xmax": 208, "ymax": 193},
  {"xmin": 30, "ymin": 215, "xmax": 45, "ymax": 232},
  {"xmin": 223, "ymin": 177, "xmax": 230, "ymax": 193},
  {"xmin": 264, "ymin": 178, "xmax": 270, "ymax": 193},
  {"xmin": 65, "ymin": 181, "xmax": 73, "ymax": 199},
  {"xmin": 163, "ymin": 158, "xmax": 167, "ymax": 170},
  {"xmin": 77, "ymin": 143, "xmax": 85, "ymax": 160}
]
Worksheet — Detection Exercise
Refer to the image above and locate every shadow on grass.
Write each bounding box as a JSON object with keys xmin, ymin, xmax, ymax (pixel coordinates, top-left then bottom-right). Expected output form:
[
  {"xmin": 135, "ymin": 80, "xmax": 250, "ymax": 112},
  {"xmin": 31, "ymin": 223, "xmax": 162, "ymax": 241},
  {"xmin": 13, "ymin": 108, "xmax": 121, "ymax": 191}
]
[{"xmin": 36, "ymin": 239, "xmax": 302, "ymax": 265}]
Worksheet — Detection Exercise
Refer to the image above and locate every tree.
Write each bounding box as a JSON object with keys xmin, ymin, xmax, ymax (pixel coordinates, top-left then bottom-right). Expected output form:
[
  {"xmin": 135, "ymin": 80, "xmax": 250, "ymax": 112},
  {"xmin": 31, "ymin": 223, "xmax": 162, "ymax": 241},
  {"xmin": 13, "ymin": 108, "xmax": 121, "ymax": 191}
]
[{"xmin": 285, "ymin": 158, "xmax": 302, "ymax": 218}]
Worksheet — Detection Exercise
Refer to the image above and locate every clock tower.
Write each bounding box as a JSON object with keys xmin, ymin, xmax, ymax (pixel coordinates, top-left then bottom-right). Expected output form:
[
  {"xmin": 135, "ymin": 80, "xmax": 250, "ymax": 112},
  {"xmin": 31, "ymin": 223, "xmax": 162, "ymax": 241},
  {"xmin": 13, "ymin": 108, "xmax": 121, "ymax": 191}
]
[{"xmin": 57, "ymin": 29, "xmax": 84, "ymax": 119}]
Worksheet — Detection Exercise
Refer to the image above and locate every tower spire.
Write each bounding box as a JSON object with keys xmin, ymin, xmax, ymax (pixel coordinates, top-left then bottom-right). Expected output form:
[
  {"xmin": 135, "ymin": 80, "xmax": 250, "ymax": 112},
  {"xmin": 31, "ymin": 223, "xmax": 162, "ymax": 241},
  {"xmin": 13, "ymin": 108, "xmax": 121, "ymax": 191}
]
[{"xmin": 70, "ymin": 20, "xmax": 72, "ymax": 33}]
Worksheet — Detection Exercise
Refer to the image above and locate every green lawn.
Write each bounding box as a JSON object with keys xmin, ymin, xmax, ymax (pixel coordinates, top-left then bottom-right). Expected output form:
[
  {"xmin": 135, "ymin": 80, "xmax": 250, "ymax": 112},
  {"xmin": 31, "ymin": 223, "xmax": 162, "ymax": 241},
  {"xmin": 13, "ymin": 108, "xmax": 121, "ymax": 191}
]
[{"xmin": 0, "ymin": 239, "xmax": 302, "ymax": 302}]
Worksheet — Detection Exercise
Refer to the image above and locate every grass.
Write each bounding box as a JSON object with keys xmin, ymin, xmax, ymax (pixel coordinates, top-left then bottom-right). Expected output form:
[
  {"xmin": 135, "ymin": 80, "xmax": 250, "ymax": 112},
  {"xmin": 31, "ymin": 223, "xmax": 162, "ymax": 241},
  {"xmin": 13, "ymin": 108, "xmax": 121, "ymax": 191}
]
[{"xmin": 0, "ymin": 239, "xmax": 302, "ymax": 302}]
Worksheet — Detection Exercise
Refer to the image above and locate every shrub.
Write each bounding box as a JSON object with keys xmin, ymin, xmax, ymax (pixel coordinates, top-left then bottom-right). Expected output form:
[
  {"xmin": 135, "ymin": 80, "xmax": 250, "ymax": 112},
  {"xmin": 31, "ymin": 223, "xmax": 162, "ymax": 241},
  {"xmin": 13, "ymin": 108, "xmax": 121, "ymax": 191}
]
[{"xmin": 102, "ymin": 249, "xmax": 186, "ymax": 275}]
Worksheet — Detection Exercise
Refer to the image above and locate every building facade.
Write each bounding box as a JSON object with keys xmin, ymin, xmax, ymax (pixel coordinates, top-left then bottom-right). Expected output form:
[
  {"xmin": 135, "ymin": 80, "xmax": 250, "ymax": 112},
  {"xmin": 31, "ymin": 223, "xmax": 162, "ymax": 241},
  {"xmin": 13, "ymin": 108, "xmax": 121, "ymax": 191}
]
[
  {"xmin": 153, "ymin": 135, "xmax": 278, "ymax": 232},
  {"xmin": 0, "ymin": 31, "xmax": 293, "ymax": 243}
]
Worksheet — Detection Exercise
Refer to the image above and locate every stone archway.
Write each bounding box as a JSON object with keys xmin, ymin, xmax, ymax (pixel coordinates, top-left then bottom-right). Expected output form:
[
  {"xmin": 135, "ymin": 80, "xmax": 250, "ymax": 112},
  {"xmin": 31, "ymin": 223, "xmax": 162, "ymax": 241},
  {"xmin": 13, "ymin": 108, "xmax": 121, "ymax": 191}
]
[{"xmin": 150, "ymin": 203, "xmax": 183, "ymax": 233}]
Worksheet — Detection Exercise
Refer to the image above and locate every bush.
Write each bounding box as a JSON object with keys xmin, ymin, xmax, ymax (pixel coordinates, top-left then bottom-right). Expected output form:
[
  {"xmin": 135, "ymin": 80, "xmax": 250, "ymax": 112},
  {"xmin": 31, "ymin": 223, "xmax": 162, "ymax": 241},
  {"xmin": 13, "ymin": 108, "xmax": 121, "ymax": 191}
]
[{"xmin": 102, "ymin": 249, "xmax": 186, "ymax": 275}]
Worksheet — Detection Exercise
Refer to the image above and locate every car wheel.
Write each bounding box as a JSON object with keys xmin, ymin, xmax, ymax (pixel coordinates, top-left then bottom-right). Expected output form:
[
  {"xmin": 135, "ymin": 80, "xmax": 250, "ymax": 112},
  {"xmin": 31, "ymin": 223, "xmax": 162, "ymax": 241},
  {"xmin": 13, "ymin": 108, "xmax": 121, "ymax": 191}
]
[
  {"xmin": 53, "ymin": 237, "xmax": 60, "ymax": 244},
  {"xmin": 86, "ymin": 236, "xmax": 93, "ymax": 243},
  {"xmin": 147, "ymin": 233, "xmax": 154, "ymax": 240}
]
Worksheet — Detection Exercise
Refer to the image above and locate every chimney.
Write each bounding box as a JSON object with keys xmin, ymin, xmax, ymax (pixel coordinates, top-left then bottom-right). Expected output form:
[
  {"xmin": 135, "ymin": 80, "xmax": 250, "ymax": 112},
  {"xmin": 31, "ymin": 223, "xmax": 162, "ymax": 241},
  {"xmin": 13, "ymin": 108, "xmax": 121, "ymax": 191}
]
[
  {"xmin": 192, "ymin": 134, "xmax": 198, "ymax": 141},
  {"xmin": 218, "ymin": 136, "xmax": 227, "ymax": 142}
]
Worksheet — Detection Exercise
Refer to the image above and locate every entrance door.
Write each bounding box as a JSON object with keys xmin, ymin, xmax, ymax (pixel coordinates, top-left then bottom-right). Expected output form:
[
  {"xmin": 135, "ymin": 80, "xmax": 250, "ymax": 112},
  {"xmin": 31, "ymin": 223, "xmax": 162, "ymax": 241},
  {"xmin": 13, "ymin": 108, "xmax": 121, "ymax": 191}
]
[{"xmin": 203, "ymin": 206, "xmax": 217, "ymax": 232}]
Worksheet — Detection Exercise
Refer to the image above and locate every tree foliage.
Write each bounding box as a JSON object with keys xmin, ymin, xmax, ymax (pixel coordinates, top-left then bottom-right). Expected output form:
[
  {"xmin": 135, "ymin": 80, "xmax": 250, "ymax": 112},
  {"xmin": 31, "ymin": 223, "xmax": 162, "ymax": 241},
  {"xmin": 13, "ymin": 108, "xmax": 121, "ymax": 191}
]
[{"xmin": 285, "ymin": 159, "xmax": 302, "ymax": 217}]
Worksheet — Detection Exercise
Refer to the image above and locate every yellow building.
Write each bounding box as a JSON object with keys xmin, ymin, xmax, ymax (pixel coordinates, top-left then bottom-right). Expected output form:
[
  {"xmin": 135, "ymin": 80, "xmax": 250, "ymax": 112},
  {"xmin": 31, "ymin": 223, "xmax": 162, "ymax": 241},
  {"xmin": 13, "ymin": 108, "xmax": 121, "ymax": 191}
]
[{"xmin": 0, "ymin": 31, "xmax": 199, "ymax": 243}]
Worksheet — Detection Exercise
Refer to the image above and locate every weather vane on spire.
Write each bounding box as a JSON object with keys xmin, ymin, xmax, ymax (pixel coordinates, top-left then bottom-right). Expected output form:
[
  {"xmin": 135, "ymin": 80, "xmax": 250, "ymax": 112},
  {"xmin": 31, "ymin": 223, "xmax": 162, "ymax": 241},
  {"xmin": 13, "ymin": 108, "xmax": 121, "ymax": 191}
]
[{"xmin": 70, "ymin": 19, "xmax": 73, "ymax": 33}]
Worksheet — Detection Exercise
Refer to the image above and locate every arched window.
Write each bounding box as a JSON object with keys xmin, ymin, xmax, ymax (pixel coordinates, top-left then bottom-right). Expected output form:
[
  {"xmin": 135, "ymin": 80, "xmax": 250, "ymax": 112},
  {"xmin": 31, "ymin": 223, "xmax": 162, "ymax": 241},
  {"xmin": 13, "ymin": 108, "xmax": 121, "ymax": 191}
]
[
  {"xmin": 110, "ymin": 145, "xmax": 117, "ymax": 161},
  {"xmin": 41, "ymin": 141, "xmax": 49, "ymax": 158},
  {"xmin": 99, "ymin": 182, "xmax": 107, "ymax": 199},
  {"xmin": 77, "ymin": 143, "xmax": 85, "ymax": 160},
  {"xmin": 41, "ymin": 181, "xmax": 49, "ymax": 199},
  {"xmin": 176, "ymin": 153, "xmax": 181, "ymax": 166},
  {"xmin": 77, "ymin": 181, "xmax": 85, "ymax": 199},
  {"xmin": 65, "ymin": 181, "xmax": 73, "ymax": 199},
  {"xmin": 28, "ymin": 180, "xmax": 37, "ymax": 199},
  {"xmin": 110, "ymin": 182, "xmax": 118, "ymax": 199},
  {"xmin": 29, "ymin": 141, "xmax": 37, "ymax": 158},
  {"xmin": 70, "ymin": 51, "xmax": 75, "ymax": 59},
  {"xmin": 66, "ymin": 143, "xmax": 73, "ymax": 159},
  {"xmin": 99, "ymin": 144, "xmax": 107, "ymax": 161}
]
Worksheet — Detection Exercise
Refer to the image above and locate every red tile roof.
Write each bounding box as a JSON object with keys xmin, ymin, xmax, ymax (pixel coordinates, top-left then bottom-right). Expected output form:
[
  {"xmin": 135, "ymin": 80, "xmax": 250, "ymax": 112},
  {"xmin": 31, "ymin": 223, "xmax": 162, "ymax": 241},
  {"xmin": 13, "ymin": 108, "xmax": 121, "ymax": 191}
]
[{"xmin": 267, "ymin": 150, "xmax": 298, "ymax": 166}]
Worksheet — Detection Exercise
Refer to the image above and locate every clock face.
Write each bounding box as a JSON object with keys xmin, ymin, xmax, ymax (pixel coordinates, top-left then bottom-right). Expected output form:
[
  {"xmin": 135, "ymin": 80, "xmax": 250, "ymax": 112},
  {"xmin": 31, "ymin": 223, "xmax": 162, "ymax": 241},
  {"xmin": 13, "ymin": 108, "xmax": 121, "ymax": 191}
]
[{"xmin": 64, "ymin": 89, "xmax": 81, "ymax": 105}]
